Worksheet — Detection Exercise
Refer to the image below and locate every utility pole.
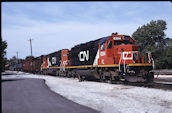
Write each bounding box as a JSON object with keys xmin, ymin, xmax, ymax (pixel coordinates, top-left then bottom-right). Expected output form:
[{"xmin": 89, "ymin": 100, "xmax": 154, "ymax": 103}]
[
  {"xmin": 16, "ymin": 51, "xmax": 18, "ymax": 59},
  {"xmin": 28, "ymin": 38, "xmax": 33, "ymax": 57},
  {"xmin": 28, "ymin": 38, "xmax": 34, "ymax": 73}
]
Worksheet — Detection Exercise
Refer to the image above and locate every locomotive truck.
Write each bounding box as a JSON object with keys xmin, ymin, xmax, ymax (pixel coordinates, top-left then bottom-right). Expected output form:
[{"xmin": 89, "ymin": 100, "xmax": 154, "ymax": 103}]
[{"xmin": 40, "ymin": 33, "xmax": 154, "ymax": 82}]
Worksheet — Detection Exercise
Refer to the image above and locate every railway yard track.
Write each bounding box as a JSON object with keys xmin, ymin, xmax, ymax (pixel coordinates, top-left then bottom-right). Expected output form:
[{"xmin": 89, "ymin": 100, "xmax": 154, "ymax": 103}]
[
  {"xmin": 123, "ymin": 82, "xmax": 172, "ymax": 90},
  {"xmin": 91, "ymin": 77, "xmax": 172, "ymax": 91},
  {"xmin": 105, "ymin": 80, "xmax": 172, "ymax": 90}
]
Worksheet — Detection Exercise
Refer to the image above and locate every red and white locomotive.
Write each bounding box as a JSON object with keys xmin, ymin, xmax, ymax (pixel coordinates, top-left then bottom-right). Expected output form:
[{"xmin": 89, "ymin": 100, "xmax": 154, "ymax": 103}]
[{"xmin": 40, "ymin": 33, "xmax": 154, "ymax": 82}]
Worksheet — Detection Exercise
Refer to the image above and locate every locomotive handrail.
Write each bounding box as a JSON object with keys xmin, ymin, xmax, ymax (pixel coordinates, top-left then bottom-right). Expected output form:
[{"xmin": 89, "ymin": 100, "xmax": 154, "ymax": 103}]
[
  {"xmin": 123, "ymin": 52, "xmax": 130, "ymax": 73},
  {"xmin": 119, "ymin": 51, "xmax": 130, "ymax": 73},
  {"xmin": 152, "ymin": 57, "xmax": 155, "ymax": 69},
  {"xmin": 147, "ymin": 52, "xmax": 155, "ymax": 69},
  {"xmin": 119, "ymin": 52, "xmax": 123, "ymax": 72},
  {"xmin": 60, "ymin": 61, "xmax": 65, "ymax": 71}
]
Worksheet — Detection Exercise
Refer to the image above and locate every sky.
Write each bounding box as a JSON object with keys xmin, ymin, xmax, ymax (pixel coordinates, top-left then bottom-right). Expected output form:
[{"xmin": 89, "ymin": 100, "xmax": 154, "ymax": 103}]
[{"xmin": 2, "ymin": 2, "xmax": 172, "ymax": 59}]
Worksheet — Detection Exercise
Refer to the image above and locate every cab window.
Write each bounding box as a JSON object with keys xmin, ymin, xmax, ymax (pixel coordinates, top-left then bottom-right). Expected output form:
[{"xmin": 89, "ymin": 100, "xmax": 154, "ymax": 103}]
[
  {"xmin": 100, "ymin": 43, "xmax": 105, "ymax": 50},
  {"xmin": 114, "ymin": 41, "xmax": 122, "ymax": 45},
  {"xmin": 108, "ymin": 40, "xmax": 112, "ymax": 48},
  {"xmin": 114, "ymin": 41, "xmax": 133, "ymax": 45}
]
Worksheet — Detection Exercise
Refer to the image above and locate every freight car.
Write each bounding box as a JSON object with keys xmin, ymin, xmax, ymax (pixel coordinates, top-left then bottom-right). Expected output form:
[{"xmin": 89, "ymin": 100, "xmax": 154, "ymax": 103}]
[
  {"xmin": 32, "ymin": 55, "xmax": 44, "ymax": 74},
  {"xmin": 22, "ymin": 56, "xmax": 44, "ymax": 74},
  {"xmin": 22, "ymin": 58, "xmax": 33, "ymax": 72},
  {"xmin": 41, "ymin": 33, "xmax": 154, "ymax": 82}
]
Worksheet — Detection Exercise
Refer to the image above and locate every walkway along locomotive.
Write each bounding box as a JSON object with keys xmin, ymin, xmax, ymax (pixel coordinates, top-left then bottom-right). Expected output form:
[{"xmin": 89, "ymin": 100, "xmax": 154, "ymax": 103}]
[{"xmin": 40, "ymin": 33, "xmax": 154, "ymax": 82}]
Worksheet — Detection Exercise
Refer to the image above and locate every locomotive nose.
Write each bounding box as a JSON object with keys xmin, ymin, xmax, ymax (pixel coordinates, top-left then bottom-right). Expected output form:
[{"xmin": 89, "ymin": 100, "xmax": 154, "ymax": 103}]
[{"xmin": 117, "ymin": 44, "xmax": 139, "ymax": 64}]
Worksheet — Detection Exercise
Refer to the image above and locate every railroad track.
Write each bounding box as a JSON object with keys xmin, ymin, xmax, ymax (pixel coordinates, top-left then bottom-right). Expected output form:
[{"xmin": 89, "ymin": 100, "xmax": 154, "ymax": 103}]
[
  {"xmin": 78, "ymin": 76, "xmax": 172, "ymax": 91},
  {"xmin": 112, "ymin": 81, "xmax": 172, "ymax": 90},
  {"xmin": 94, "ymin": 79, "xmax": 172, "ymax": 90}
]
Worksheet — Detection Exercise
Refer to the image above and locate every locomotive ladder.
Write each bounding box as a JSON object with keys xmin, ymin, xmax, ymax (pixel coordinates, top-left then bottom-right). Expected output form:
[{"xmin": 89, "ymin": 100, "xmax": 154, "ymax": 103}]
[
  {"xmin": 119, "ymin": 52, "xmax": 129, "ymax": 74},
  {"xmin": 60, "ymin": 61, "xmax": 65, "ymax": 71}
]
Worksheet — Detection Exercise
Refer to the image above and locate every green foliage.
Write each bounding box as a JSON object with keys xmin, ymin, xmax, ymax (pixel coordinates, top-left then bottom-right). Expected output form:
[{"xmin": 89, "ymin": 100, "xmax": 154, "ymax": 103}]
[
  {"xmin": 25, "ymin": 56, "xmax": 34, "ymax": 60},
  {"xmin": 6, "ymin": 56, "xmax": 23, "ymax": 70},
  {"xmin": 7, "ymin": 56, "xmax": 17, "ymax": 65},
  {"xmin": 165, "ymin": 46, "xmax": 172, "ymax": 68},
  {"xmin": 0, "ymin": 37, "xmax": 8, "ymax": 72},
  {"xmin": 132, "ymin": 20, "xmax": 172, "ymax": 69}
]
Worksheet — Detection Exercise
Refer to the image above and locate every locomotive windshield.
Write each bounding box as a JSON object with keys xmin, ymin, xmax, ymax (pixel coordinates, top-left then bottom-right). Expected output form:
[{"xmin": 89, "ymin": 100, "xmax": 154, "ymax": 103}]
[{"xmin": 114, "ymin": 40, "xmax": 133, "ymax": 45}]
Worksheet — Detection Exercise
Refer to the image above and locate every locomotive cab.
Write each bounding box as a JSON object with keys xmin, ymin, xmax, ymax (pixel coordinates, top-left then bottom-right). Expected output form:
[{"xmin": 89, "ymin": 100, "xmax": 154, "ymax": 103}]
[{"xmin": 98, "ymin": 34, "xmax": 138, "ymax": 65}]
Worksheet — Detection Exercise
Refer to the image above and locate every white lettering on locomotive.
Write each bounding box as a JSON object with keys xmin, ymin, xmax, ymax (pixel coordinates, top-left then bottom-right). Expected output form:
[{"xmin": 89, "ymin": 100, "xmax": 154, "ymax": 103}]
[
  {"xmin": 122, "ymin": 52, "xmax": 133, "ymax": 60},
  {"xmin": 63, "ymin": 60, "xmax": 69, "ymax": 66},
  {"xmin": 78, "ymin": 50, "xmax": 89, "ymax": 61},
  {"xmin": 113, "ymin": 37, "xmax": 121, "ymax": 40},
  {"xmin": 52, "ymin": 57, "xmax": 56, "ymax": 64},
  {"xmin": 100, "ymin": 51, "xmax": 106, "ymax": 56}
]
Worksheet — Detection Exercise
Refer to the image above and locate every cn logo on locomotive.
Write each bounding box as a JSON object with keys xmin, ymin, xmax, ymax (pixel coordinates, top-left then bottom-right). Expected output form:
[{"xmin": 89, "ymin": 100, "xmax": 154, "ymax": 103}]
[
  {"xmin": 52, "ymin": 57, "xmax": 56, "ymax": 64},
  {"xmin": 78, "ymin": 50, "xmax": 89, "ymax": 61}
]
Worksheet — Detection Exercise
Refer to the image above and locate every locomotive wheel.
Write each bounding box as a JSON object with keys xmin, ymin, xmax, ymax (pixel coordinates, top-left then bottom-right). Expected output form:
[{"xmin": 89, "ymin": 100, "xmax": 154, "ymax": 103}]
[
  {"xmin": 146, "ymin": 72, "xmax": 154, "ymax": 82},
  {"xmin": 78, "ymin": 75, "xmax": 81, "ymax": 82},
  {"xmin": 114, "ymin": 76, "xmax": 120, "ymax": 81},
  {"xmin": 72, "ymin": 73, "xmax": 76, "ymax": 78},
  {"xmin": 55, "ymin": 71, "xmax": 59, "ymax": 76},
  {"xmin": 78, "ymin": 74, "xmax": 85, "ymax": 82},
  {"xmin": 108, "ymin": 75, "xmax": 115, "ymax": 84},
  {"xmin": 71, "ymin": 71, "xmax": 76, "ymax": 78},
  {"xmin": 108, "ymin": 80, "xmax": 113, "ymax": 84},
  {"xmin": 100, "ymin": 75, "xmax": 106, "ymax": 82},
  {"xmin": 67, "ymin": 72, "xmax": 71, "ymax": 78},
  {"xmin": 59, "ymin": 71, "xmax": 64, "ymax": 77}
]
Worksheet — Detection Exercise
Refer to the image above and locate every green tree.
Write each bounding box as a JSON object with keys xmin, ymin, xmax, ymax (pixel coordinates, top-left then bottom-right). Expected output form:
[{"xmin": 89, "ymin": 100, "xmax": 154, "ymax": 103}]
[
  {"xmin": 0, "ymin": 37, "xmax": 8, "ymax": 72},
  {"xmin": 25, "ymin": 56, "xmax": 34, "ymax": 60},
  {"xmin": 132, "ymin": 20, "xmax": 171, "ymax": 69},
  {"xmin": 164, "ymin": 45, "xmax": 172, "ymax": 69}
]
